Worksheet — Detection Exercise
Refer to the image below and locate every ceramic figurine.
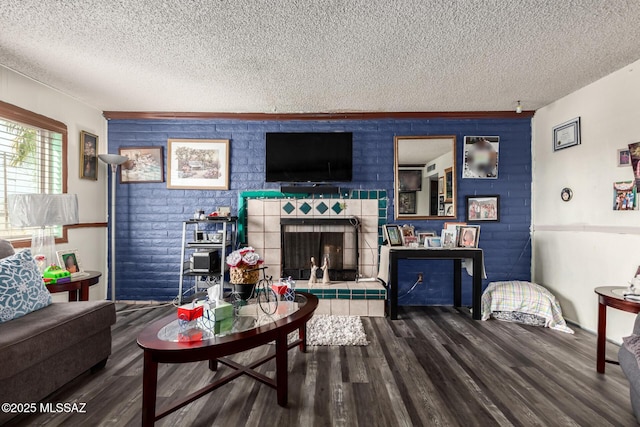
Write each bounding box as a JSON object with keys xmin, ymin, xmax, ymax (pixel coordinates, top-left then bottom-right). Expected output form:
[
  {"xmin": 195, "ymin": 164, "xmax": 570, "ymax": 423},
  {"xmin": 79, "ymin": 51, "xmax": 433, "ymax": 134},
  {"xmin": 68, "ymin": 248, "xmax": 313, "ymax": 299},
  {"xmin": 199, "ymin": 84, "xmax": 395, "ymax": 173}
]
[
  {"xmin": 322, "ymin": 255, "xmax": 330, "ymax": 284},
  {"xmin": 309, "ymin": 257, "xmax": 318, "ymax": 285}
]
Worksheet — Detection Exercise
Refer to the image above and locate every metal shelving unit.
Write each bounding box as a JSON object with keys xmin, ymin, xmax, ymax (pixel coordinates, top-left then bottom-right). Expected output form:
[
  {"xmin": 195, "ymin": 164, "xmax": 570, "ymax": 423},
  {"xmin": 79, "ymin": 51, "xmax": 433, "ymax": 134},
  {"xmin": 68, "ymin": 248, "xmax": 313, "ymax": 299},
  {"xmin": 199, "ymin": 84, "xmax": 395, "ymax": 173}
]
[{"xmin": 177, "ymin": 216, "xmax": 238, "ymax": 304}]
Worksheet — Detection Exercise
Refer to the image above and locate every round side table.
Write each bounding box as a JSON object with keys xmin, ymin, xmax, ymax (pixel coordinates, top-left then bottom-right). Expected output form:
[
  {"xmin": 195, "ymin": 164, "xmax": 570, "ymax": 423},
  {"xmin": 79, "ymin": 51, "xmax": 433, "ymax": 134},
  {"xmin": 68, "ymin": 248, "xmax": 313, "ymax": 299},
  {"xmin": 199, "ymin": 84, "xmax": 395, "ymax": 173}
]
[{"xmin": 594, "ymin": 286, "xmax": 640, "ymax": 373}]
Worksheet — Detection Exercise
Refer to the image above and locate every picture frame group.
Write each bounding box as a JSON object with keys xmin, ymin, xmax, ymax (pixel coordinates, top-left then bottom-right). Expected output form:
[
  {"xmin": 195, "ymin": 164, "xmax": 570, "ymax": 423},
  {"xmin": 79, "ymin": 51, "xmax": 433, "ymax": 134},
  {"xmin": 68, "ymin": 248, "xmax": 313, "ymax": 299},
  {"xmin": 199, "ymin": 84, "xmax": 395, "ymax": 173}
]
[{"xmin": 383, "ymin": 223, "xmax": 481, "ymax": 249}]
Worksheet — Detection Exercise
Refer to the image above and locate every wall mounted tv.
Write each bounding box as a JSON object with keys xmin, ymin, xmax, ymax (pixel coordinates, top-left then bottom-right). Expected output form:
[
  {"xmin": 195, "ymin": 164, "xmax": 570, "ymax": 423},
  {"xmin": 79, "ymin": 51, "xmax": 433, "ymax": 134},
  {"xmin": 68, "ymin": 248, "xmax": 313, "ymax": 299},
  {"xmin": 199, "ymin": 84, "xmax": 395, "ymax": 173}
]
[{"xmin": 265, "ymin": 132, "xmax": 353, "ymax": 182}]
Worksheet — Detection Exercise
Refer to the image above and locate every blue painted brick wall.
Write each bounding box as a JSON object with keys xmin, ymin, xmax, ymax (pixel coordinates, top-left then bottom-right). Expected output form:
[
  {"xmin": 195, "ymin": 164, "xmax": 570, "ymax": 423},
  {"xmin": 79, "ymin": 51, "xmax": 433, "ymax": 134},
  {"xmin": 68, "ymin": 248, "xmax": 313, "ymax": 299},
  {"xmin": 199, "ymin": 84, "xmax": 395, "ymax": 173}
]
[{"xmin": 107, "ymin": 117, "xmax": 531, "ymax": 303}]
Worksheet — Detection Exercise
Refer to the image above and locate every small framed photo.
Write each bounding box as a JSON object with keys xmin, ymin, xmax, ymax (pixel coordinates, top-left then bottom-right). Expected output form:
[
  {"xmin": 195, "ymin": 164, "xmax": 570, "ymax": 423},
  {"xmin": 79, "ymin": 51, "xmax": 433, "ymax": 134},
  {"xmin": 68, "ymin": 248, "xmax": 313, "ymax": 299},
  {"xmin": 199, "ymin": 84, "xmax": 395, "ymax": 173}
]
[
  {"xmin": 80, "ymin": 131, "xmax": 98, "ymax": 180},
  {"xmin": 618, "ymin": 149, "xmax": 631, "ymax": 167},
  {"xmin": 56, "ymin": 249, "xmax": 84, "ymax": 276},
  {"xmin": 383, "ymin": 225, "xmax": 403, "ymax": 246},
  {"xmin": 425, "ymin": 237, "xmax": 442, "ymax": 248},
  {"xmin": 119, "ymin": 146, "xmax": 165, "ymax": 183},
  {"xmin": 441, "ymin": 229, "xmax": 457, "ymax": 248},
  {"xmin": 398, "ymin": 170, "xmax": 422, "ymax": 191},
  {"xmin": 438, "ymin": 176, "xmax": 445, "ymax": 195},
  {"xmin": 457, "ymin": 225, "xmax": 481, "ymax": 248},
  {"xmin": 398, "ymin": 192, "xmax": 417, "ymax": 214},
  {"xmin": 466, "ymin": 195, "xmax": 500, "ymax": 222},
  {"xmin": 417, "ymin": 232, "xmax": 436, "ymax": 245},
  {"xmin": 553, "ymin": 117, "xmax": 581, "ymax": 151}
]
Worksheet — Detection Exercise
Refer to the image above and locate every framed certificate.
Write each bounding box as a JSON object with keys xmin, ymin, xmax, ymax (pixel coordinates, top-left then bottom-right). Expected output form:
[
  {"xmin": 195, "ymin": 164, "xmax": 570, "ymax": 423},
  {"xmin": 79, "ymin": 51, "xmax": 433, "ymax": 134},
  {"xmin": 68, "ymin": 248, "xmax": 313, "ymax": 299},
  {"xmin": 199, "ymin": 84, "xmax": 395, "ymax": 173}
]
[{"xmin": 553, "ymin": 117, "xmax": 581, "ymax": 151}]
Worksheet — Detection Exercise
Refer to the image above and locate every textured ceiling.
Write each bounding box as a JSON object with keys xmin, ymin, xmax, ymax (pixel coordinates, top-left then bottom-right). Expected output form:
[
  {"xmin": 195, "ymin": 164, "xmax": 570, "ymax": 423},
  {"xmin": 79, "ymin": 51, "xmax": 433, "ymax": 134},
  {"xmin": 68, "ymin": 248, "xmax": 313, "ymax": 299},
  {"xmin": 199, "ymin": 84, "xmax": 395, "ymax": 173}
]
[{"xmin": 1, "ymin": 1, "xmax": 640, "ymax": 113}]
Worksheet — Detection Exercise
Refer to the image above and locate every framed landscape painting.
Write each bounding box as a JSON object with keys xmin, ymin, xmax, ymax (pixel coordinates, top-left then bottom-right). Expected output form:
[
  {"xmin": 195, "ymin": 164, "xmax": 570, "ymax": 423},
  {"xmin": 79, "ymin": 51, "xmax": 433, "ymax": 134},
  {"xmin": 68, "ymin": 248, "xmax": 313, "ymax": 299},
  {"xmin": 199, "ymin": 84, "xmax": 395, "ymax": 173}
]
[
  {"xmin": 119, "ymin": 146, "xmax": 164, "ymax": 183},
  {"xmin": 167, "ymin": 139, "xmax": 230, "ymax": 189}
]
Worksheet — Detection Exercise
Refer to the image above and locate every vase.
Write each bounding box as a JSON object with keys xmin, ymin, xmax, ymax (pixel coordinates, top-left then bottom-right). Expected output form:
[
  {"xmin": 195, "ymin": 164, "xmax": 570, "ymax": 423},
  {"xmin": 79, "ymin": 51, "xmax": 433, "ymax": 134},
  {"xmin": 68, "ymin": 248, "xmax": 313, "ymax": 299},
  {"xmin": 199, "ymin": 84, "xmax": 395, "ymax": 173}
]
[{"xmin": 232, "ymin": 283, "xmax": 256, "ymax": 300}]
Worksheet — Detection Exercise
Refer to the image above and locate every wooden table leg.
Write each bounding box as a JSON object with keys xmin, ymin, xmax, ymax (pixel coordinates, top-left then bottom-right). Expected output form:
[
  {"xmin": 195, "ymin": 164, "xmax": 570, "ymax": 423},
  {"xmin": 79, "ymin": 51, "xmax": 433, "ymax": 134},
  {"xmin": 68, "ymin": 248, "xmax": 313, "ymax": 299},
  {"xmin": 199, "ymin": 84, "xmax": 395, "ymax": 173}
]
[
  {"xmin": 80, "ymin": 282, "xmax": 90, "ymax": 301},
  {"xmin": 141, "ymin": 351, "xmax": 158, "ymax": 426},
  {"xmin": 275, "ymin": 334, "xmax": 288, "ymax": 407},
  {"xmin": 472, "ymin": 253, "xmax": 482, "ymax": 320},
  {"xmin": 597, "ymin": 301, "xmax": 607, "ymax": 374},
  {"xmin": 299, "ymin": 324, "xmax": 307, "ymax": 353},
  {"xmin": 390, "ymin": 252, "xmax": 398, "ymax": 320}
]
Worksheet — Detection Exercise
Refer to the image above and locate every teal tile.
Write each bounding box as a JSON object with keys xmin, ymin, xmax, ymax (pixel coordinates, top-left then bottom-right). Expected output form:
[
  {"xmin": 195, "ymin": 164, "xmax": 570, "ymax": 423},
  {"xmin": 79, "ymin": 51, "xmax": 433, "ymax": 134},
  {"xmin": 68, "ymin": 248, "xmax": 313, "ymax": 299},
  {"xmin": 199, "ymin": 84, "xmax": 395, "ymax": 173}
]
[
  {"xmin": 379, "ymin": 190, "xmax": 387, "ymax": 198},
  {"xmin": 331, "ymin": 202, "xmax": 343, "ymax": 214},
  {"xmin": 369, "ymin": 191, "xmax": 377, "ymax": 199},
  {"xmin": 323, "ymin": 290, "xmax": 337, "ymax": 298},
  {"xmin": 337, "ymin": 289, "xmax": 350, "ymax": 295},
  {"xmin": 378, "ymin": 199, "xmax": 386, "ymax": 208},
  {"xmin": 351, "ymin": 295, "xmax": 367, "ymax": 300},
  {"xmin": 299, "ymin": 202, "xmax": 312, "ymax": 215},
  {"xmin": 338, "ymin": 294, "xmax": 351, "ymax": 299},
  {"xmin": 283, "ymin": 202, "xmax": 295, "ymax": 214},
  {"xmin": 352, "ymin": 289, "xmax": 365, "ymax": 294},
  {"xmin": 316, "ymin": 202, "xmax": 328, "ymax": 214}
]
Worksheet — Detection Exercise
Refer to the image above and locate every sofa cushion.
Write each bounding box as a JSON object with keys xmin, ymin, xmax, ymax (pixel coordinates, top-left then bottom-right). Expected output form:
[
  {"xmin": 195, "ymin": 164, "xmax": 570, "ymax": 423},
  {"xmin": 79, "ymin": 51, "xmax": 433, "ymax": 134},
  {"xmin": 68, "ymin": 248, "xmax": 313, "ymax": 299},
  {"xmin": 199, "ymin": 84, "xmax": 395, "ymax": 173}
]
[
  {"xmin": 0, "ymin": 300, "xmax": 116, "ymax": 380},
  {"xmin": 0, "ymin": 249, "xmax": 52, "ymax": 323},
  {"xmin": 0, "ymin": 239, "xmax": 15, "ymax": 259}
]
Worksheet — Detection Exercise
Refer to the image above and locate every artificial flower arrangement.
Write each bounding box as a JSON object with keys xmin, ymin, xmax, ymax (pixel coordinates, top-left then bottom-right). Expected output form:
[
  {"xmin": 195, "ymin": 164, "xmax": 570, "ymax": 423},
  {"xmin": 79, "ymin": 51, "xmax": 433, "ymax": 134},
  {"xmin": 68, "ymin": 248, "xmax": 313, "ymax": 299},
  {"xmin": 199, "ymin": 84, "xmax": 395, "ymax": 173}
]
[{"xmin": 227, "ymin": 247, "xmax": 263, "ymax": 284}]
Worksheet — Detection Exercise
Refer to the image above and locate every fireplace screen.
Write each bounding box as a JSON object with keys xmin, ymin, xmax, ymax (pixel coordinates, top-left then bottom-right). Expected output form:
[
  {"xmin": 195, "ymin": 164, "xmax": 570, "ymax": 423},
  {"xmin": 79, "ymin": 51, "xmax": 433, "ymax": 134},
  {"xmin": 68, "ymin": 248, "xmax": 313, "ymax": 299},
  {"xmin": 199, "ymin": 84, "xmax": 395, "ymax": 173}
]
[{"xmin": 282, "ymin": 231, "xmax": 355, "ymax": 281}]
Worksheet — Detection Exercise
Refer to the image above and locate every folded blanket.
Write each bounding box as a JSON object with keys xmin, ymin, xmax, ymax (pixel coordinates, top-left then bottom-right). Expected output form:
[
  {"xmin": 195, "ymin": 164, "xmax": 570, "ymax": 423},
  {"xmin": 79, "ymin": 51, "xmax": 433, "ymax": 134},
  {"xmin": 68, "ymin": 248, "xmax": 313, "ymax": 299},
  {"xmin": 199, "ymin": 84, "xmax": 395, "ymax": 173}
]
[{"xmin": 481, "ymin": 280, "xmax": 574, "ymax": 334}]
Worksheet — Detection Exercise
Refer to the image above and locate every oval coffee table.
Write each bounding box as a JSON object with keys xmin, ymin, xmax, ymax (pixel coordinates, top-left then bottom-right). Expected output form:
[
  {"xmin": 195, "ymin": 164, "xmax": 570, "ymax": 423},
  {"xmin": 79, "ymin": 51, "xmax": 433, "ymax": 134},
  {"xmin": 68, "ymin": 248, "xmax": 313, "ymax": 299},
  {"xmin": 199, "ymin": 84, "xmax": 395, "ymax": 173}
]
[{"xmin": 137, "ymin": 292, "xmax": 318, "ymax": 426}]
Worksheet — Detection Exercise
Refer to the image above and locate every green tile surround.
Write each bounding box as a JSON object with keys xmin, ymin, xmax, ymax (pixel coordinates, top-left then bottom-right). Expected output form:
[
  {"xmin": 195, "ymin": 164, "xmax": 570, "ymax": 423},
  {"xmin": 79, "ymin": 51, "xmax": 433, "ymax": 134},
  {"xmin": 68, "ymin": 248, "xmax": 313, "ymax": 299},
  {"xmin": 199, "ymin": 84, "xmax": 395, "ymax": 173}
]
[{"xmin": 294, "ymin": 285, "xmax": 386, "ymax": 300}]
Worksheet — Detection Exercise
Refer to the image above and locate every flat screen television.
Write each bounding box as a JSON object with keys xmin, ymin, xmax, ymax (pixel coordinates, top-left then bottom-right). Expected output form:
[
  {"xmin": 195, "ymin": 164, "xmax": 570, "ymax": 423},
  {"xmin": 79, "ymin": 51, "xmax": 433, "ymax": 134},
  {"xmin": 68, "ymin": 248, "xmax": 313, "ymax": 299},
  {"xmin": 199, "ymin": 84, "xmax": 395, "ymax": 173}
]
[{"xmin": 265, "ymin": 132, "xmax": 353, "ymax": 182}]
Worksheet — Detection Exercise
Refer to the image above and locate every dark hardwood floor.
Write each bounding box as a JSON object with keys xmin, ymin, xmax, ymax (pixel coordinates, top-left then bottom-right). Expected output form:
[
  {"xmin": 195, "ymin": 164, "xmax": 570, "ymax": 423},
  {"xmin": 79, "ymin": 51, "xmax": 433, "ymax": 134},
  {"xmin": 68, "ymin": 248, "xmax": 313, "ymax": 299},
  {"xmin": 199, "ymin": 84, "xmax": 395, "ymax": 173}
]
[{"xmin": 6, "ymin": 305, "xmax": 637, "ymax": 426}]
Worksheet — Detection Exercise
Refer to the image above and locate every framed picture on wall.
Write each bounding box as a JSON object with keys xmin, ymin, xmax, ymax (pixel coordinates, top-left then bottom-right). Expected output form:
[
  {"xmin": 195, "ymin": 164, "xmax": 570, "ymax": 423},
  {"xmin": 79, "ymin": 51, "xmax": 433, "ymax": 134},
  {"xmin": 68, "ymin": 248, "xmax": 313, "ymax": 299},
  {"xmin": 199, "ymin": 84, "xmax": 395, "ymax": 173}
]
[
  {"xmin": 80, "ymin": 131, "xmax": 98, "ymax": 181},
  {"xmin": 462, "ymin": 136, "xmax": 499, "ymax": 179},
  {"xmin": 618, "ymin": 149, "xmax": 631, "ymax": 167},
  {"xmin": 167, "ymin": 139, "xmax": 230, "ymax": 189},
  {"xmin": 466, "ymin": 195, "xmax": 500, "ymax": 222},
  {"xmin": 553, "ymin": 117, "xmax": 581, "ymax": 151},
  {"xmin": 118, "ymin": 146, "xmax": 165, "ymax": 183}
]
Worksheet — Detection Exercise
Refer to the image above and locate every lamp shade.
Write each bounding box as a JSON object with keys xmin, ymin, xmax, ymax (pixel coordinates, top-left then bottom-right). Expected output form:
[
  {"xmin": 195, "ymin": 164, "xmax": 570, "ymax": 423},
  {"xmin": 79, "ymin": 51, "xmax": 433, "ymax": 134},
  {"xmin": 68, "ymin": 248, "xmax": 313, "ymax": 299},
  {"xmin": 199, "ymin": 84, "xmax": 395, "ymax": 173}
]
[
  {"xmin": 98, "ymin": 154, "xmax": 128, "ymax": 165},
  {"xmin": 7, "ymin": 194, "xmax": 79, "ymax": 228}
]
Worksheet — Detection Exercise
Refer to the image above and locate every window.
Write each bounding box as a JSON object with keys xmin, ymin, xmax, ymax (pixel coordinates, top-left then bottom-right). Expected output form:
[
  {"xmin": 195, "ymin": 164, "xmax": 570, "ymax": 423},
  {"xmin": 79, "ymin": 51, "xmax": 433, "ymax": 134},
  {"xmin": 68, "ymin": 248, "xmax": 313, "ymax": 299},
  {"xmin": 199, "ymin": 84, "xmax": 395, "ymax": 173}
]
[{"xmin": 0, "ymin": 100, "xmax": 68, "ymax": 245}]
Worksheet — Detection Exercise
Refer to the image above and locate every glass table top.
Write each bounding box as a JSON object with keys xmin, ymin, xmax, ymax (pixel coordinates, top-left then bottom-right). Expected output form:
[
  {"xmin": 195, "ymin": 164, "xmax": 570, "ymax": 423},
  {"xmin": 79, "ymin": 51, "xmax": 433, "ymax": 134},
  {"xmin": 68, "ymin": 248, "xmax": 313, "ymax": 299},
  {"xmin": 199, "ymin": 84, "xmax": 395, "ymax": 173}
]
[{"xmin": 157, "ymin": 295, "xmax": 306, "ymax": 343}]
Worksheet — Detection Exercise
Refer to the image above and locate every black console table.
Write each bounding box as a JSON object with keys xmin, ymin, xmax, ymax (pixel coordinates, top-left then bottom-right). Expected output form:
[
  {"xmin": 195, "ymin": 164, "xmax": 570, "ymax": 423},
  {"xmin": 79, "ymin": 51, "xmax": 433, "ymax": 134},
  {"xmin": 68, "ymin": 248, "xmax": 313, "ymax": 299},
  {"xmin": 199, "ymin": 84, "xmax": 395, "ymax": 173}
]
[{"xmin": 383, "ymin": 247, "xmax": 485, "ymax": 320}]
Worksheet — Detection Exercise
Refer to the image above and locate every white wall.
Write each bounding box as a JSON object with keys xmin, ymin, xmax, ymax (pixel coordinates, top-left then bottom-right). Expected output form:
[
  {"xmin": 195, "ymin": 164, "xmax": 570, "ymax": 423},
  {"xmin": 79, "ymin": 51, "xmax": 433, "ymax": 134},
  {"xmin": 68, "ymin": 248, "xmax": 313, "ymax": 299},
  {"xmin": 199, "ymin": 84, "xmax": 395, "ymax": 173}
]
[
  {"xmin": 0, "ymin": 66, "xmax": 109, "ymax": 301},
  {"xmin": 532, "ymin": 58, "xmax": 640, "ymax": 342}
]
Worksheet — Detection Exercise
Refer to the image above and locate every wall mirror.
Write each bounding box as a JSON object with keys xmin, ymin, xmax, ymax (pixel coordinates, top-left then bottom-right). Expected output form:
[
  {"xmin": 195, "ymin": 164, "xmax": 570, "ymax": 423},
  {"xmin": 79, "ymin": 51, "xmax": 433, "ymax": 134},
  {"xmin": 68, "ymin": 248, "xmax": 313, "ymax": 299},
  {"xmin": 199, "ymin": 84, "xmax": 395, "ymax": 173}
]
[{"xmin": 394, "ymin": 135, "xmax": 457, "ymax": 220}]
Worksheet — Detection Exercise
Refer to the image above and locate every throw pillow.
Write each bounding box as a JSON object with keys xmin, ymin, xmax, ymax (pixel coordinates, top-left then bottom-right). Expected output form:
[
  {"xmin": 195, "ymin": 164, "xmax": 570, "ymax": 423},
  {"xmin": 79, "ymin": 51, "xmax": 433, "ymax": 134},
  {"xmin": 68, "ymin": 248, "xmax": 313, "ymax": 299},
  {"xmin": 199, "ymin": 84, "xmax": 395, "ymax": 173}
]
[
  {"xmin": 0, "ymin": 249, "xmax": 52, "ymax": 323},
  {"xmin": 623, "ymin": 334, "xmax": 640, "ymax": 369}
]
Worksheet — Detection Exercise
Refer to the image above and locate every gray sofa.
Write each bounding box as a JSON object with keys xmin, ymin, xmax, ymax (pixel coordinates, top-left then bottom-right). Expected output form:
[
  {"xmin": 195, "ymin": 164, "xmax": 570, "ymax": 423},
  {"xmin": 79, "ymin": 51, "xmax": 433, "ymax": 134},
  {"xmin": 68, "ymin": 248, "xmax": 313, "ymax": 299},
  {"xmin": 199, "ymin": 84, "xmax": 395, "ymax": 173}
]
[
  {"xmin": 0, "ymin": 238, "xmax": 117, "ymax": 423},
  {"xmin": 0, "ymin": 298, "xmax": 115, "ymax": 424},
  {"xmin": 619, "ymin": 314, "xmax": 640, "ymax": 423}
]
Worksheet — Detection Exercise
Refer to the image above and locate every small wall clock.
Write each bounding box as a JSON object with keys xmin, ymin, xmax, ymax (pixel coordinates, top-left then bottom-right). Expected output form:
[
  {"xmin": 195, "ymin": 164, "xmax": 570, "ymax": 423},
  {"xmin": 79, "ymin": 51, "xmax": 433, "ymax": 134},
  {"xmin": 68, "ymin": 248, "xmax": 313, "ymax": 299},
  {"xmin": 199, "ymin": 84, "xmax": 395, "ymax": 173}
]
[{"xmin": 561, "ymin": 188, "xmax": 573, "ymax": 202}]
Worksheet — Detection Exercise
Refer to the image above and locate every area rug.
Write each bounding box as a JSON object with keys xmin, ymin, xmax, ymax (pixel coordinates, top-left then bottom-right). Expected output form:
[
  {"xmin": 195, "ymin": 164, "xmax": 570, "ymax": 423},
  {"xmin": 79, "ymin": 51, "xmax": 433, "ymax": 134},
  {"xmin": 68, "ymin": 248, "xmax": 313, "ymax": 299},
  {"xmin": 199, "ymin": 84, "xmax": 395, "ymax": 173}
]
[{"xmin": 304, "ymin": 315, "xmax": 369, "ymax": 346}]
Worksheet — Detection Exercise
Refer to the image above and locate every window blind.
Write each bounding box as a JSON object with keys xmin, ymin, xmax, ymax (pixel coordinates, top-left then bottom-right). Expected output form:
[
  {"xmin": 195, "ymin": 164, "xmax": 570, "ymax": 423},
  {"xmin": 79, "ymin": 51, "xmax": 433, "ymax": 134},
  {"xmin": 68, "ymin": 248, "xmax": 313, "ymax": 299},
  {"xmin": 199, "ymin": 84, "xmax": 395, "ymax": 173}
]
[{"xmin": 0, "ymin": 101, "xmax": 68, "ymax": 242}]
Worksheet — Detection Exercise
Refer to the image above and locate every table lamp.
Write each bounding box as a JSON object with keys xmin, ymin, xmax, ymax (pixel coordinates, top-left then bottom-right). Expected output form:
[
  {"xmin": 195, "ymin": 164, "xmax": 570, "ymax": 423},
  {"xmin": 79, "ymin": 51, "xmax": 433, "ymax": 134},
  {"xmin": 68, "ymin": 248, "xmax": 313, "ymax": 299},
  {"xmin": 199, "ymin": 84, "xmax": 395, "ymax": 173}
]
[
  {"xmin": 7, "ymin": 193, "xmax": 79, "ymax": 272},
  {"xmin": 98, "ymin": 153, "xmax": 128, "ymax": 301}
]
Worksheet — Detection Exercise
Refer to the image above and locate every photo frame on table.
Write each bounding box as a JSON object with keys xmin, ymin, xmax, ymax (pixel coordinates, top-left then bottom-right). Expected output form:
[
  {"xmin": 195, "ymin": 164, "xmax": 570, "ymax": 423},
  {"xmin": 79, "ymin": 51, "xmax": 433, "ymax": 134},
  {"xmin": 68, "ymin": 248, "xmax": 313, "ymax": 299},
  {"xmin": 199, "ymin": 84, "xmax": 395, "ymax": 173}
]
[
  {"xmin": 383, "ymin": 224, "xmax": 404, "ymax": 246},
  {"xmin": 398, "ymin": 170, "xmax": 422, "ymax": 191},
  {"xmin": 466, "ymin": 195, "xmax": 500, "ymax": 222},
  {"xmin": 553, "ymin": 117, "xmax": 581, "ymax": 151},
  {"xmin": 80, "ymin": 131, "xmax": 98, "ymax": 181},
  {"xmin": 118, "ymin": 146, "xmax": 164, "ymax": 183},
  {"xmin": 618, "ymin": 149, "xmax": 631, "ymax": 167},
  {"xmin": 425, "ymin": 237, "xmax": 442, "ymax": 248},
  {"xmin": 398, "ymin": 192, "xmax": 417, "ymax": 214},
  {"xmin": 457, "ymin": 225, "xmax": 481, "ymax": 248},
  {"xmin": 56, "ymin": 249, "xmax": 84, "ymax": 276},
  {"xmin": 167, "ymin": 139, "xmax": 230, "ymax": 190},
  {"xmin": 417, "ymin": 232, "xmax": 436, "ymax": 245}
]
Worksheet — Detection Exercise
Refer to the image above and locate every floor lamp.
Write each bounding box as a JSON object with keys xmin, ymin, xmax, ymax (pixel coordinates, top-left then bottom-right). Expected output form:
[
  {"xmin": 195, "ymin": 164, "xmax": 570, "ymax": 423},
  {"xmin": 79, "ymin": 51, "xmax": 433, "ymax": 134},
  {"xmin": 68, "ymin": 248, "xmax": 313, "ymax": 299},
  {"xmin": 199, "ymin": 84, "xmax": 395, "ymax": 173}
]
[
  {"xmin": 7, "ymin": 193, "xmax": 79, "ymax": 272},
  {"xmin": 98, "ymin": 154, "xmax": 128, "ymax": 301}
]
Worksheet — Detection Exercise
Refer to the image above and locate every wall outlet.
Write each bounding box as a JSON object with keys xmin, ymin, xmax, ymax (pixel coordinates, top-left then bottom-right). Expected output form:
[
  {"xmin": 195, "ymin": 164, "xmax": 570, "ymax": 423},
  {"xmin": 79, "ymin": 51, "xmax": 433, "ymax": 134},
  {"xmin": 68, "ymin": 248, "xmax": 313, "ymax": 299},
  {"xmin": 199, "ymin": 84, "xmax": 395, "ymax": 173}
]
[{"xmin": 417, "ymin": 273, "xmax": 423, "ymax": 283}]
